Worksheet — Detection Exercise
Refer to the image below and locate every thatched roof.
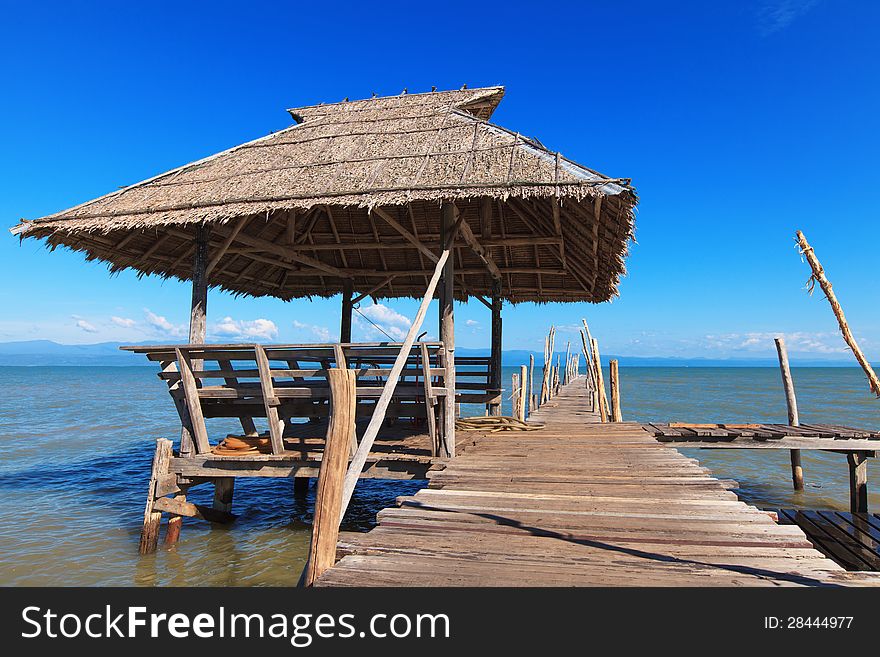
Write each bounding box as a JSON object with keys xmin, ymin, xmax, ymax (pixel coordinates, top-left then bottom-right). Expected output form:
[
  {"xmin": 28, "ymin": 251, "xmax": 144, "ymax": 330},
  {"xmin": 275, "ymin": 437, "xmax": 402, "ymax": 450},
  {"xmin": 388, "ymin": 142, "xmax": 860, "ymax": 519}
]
[{"xmin": 10, "ymin": 86, "xmax": 637, "ymax": 303}]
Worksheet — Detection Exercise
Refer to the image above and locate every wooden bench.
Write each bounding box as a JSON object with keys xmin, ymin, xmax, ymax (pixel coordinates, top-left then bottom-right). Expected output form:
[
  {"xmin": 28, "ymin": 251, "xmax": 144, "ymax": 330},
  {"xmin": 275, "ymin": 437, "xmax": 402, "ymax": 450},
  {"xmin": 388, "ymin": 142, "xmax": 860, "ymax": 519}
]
[{"xmin": 122, "ymin": 342, "xmax": 450, "ymax": 457}]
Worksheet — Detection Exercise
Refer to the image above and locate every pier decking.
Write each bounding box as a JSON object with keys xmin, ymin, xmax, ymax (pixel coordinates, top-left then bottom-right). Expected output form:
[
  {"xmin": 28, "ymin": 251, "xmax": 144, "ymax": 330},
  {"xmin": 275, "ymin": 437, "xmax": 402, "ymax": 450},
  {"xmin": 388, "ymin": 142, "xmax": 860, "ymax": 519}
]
[{"xmin": 318, "ymin": 378, "xmax": 880, "ymax": 586}]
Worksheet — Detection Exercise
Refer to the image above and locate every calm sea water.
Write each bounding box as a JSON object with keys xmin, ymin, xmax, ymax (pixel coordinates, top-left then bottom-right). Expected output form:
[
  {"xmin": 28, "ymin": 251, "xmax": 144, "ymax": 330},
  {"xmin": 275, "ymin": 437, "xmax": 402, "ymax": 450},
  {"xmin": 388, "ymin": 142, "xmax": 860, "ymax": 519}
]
[{"xmin": 0, "ymin": 365, "xmax": 876, "ymax": 586}]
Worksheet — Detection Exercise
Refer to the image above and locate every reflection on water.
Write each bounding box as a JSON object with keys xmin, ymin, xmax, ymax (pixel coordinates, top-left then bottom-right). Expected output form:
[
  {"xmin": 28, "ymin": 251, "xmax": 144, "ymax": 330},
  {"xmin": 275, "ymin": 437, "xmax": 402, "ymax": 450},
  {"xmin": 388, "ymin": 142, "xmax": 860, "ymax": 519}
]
[{"xmin": 0, "ymin": 365, "xmax": 876, "ymax": 585}]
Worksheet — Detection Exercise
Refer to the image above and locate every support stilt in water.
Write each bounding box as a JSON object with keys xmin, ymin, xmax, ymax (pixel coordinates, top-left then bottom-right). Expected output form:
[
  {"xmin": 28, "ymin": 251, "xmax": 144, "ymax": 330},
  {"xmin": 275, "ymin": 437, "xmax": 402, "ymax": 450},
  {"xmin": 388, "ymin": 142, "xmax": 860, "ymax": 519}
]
[
  {"xmin": 847, "ymin": 452, "xmax": 869, "ymax": 513},
  {"xmin": 293, "ymin": 476, "xmax": 310, "ymax": 497},
  {"xmin": 164, "ymin": 493, "xmax": 185, "ymax": 546},
  {"xmin": 213, "ymin": 477, "xmax": 235, "ymax": 513},
  {"xmin": 139, "ymin": 438, "xmax": 173, "ymax": 555},
  {"xmin": 774, "ymin": 337, "xmax": 804, "ymax": 491}
]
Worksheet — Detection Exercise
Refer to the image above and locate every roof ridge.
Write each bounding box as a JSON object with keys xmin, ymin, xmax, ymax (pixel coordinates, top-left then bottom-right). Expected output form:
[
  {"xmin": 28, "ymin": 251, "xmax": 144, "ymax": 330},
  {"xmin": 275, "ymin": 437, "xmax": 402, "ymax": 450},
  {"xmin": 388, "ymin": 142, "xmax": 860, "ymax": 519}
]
[{"xmin": 286, "ymin": 86, "xmax": 505, "ymax": 120}]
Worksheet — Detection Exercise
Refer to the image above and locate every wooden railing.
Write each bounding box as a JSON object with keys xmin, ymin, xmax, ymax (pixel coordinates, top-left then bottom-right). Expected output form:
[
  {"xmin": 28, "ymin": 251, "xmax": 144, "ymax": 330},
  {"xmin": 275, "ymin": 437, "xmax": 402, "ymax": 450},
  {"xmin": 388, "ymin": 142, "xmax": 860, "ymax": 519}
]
[{"xmin": 122, "ymin": 342, "xmax": 452, "ymax": 457}]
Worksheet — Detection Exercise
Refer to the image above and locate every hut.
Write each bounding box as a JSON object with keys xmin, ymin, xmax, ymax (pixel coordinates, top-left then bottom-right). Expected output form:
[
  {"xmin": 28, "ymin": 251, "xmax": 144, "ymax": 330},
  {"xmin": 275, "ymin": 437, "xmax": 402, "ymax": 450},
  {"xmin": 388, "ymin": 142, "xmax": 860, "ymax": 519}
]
[{"xmin": 10, "ymin": 86, "xmax": 637, "ymax": 552}]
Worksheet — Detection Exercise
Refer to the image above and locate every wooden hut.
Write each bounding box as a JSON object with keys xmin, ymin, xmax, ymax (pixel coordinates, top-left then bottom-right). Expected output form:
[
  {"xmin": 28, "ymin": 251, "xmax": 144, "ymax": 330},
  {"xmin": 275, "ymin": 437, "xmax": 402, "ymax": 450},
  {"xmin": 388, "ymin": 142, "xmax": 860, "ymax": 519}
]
[{"xmin": 10, "ymin": 87, "xmax": 637, "ymax": 551}]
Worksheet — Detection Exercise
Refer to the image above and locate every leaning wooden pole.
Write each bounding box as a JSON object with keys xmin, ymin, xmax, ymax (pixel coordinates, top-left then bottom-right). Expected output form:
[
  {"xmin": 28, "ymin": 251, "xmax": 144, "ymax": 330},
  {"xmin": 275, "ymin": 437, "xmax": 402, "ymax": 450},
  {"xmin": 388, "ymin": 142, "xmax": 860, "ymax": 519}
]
[
  {"xmin": 609, "ymin": 359, "xmax": 623, "ymax": 422},
  {"xmin": 302, "ymin": 368, "xmax": 356, "ymax": 587},
  {"xmin": 338, "ymin": 245, "xmax": 451, "ymax": 520},
  {"xmin": 796, "ymin": 230, "xmax": 880, "ymax": 397},
  {"xmin": 774, "ymin": 337, "xmax": 804, "ymax": 491}
]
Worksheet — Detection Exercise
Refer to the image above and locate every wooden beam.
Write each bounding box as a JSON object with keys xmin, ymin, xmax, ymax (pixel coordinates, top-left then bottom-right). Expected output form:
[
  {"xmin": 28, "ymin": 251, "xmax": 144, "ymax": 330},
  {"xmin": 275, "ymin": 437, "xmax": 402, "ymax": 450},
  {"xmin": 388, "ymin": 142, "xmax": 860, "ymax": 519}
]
[
  {"xmin": 459, "ymin": 214, "xmax": 502, "ymax": 280},
  {"xmin": 139, "ymin": 438, "xmax": 173, "ymax": 555},
  {"xmin": 205, "ymin": 216, "xmax": 250, "ymax": 275},
  {"xmin": 152, "ymin": 495, "xmax": 236, "ymax": 524},
  {"xmin": 372, "ymin": 206, "xmax": 439, "ymax": 263},
  {"xmin": 480, "ymin": 197, "xmax": 492, "ymax": 241},
  {"xmin": 609, "ymin": 359, "xmax": 622, "ymax": 422}
]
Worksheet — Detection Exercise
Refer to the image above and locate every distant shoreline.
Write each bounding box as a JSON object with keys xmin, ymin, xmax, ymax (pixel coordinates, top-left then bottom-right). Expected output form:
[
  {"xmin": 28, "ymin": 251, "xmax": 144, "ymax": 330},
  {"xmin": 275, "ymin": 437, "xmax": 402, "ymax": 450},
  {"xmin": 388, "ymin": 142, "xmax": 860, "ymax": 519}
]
[{"xmin": 0, "ymin": 340, "xmax": 867, "ymax": 368}]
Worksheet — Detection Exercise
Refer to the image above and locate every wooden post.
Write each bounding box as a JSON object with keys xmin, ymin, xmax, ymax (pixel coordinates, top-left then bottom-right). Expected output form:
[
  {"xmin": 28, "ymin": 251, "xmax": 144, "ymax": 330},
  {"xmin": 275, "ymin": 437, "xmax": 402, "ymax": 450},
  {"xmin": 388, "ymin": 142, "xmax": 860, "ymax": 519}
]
[
  {"xmin": 528, "ymin": 354, "xmax": 535, "ymax": 416},
  {"xmin": 340, "ymin": 279, "xmax": 353, "ymax": 343},
  {"xmin": 592, "ymin": 338, "xmax": 608, "ymax": 422},
  {"xmin": 511, "ymin": 373, "xmax": 521, "ymax": 420},
  {"xmin": 489, "ymin": 279, "xmax": 503, "ymax": 416},
  {"xmin": 439, "ymin": 203, "xmax": 457, "ymax": 454},
  {"xmin": 518, "ymin": 365, "xmax": 528, "ymax": 421},
  {"xmin": 774, "ymin": 337, "xmax": 804, "ymax": 491},
  {"xmin": 796, "ymin": 231, "xmax": 880, "ymax": 397},
  {"xmin": 213, "ymin": 478, "xmax": 235, "ymax": 513},
  {"xmin": 293, "ymin": 476, "xmax": 310, "ymax": 497},
  {"xmin": 564, "ymin": 341, "xmax": 571, "ymax": 385},
  {"xmin": 179, "ymin": 224, "xmax": 210, "ymax": 459},
  {"xmin": 139, "ymin": 438, "xmax": 173, "ymax": 555},
  {"xmin": 609, "ymin": 359, "xmax": 622, "ymax": 422},
  {"xmin": 302, "ymin": 368, "xmax": 356, "ymax": 587},
  {"xmin": 847, "ymin": 452, "xmax": 869, "ymax": 513}
]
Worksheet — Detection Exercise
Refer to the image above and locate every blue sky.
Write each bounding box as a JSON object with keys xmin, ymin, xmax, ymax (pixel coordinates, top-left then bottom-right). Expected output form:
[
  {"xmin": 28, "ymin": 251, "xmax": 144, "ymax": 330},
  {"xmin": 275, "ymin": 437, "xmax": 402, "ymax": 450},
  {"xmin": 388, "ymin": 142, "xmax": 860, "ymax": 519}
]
[{"xmin": 1, "ymin": 1, "xmax": 877, "ymax": 359}]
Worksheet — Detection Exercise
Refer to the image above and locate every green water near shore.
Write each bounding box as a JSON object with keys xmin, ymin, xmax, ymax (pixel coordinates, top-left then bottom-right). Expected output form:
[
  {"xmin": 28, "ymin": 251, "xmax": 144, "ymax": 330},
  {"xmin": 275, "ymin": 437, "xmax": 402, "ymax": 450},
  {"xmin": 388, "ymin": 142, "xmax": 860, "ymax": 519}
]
[{"xmin": 0, "ymin": 365, "xmax": 876, "ymax": 585}]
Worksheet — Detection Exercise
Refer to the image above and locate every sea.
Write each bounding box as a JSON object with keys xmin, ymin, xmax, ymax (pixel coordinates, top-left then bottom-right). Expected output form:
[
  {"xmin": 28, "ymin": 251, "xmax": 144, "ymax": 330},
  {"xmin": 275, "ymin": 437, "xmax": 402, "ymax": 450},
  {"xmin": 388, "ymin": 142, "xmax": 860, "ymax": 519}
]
[{"xmin": 0, "ymin": 365, "xmax": 876, "ymax": 586}]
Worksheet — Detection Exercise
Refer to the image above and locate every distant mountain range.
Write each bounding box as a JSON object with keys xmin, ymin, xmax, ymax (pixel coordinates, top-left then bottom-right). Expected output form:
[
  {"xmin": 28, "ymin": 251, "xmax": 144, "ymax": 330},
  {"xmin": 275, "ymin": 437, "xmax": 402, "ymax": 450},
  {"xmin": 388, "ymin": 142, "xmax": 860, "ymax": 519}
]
[{"xmin": 0, "ymin": 340, "xmax": 862, "ymax": 367}]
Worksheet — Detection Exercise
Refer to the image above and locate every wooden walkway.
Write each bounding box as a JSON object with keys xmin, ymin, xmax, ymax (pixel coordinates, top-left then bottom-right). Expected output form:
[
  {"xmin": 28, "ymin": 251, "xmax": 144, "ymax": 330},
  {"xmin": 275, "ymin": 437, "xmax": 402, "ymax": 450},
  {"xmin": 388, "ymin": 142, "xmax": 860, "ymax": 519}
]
[{"xmin": 317, "ymin": 378, "xmax": 880, "ymax": 586}]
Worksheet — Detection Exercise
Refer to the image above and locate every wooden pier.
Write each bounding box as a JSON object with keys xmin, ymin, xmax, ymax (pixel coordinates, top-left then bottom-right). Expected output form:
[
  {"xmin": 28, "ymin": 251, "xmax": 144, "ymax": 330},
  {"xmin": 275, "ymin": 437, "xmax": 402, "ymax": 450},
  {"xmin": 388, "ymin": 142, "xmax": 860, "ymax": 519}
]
[{"xmin": 318, "ymin": 378, "xmax": 880, "ymax": 586}]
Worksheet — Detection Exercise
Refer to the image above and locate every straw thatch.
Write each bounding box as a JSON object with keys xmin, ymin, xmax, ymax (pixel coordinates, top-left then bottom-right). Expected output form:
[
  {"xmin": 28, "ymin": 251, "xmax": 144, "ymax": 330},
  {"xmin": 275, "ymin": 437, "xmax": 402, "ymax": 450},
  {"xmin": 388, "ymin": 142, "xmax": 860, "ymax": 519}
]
[{"xmin": 10, "ymin": 86, "xmax": 637, "ymax": 303}]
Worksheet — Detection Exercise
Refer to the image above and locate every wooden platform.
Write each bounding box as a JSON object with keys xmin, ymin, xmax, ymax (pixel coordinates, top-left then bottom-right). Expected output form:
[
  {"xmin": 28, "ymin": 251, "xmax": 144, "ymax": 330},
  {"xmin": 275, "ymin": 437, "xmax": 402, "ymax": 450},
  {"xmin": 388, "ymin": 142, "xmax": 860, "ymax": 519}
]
[
  {"xmin": 771, "ymin": 509, "xmax": 880, "ymax": 572},
  {"xmin": 317, "ymin": 378, "xmax": 880, "ymax": 586}
]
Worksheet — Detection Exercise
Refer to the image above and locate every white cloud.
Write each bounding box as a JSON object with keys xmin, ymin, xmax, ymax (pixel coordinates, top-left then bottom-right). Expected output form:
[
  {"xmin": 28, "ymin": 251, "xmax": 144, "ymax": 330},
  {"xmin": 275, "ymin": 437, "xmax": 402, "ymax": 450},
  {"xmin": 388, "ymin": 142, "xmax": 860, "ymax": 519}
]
[
  {"xmin": 292, "ymin": 320, "xmax": 332, "ymax": 342},
  {"xmin": 110, "ymin": 316, "xmax": 137, "ymax": 328},
  {"xmin": 355, "ymin": 303, "xmax": 411, "ymax": 340},
  {"xmin": 702, "ymin": 331, "xmax": 849, "ymax": 355},
  {"xmin": 213, "ymin": 317, "xmax": 278, "ymax": 341},
  {"xmin": 74, "ymin": 318, "xmax": 98, "ymax": 333},
  {"xmin": 465, "ymin": 319, "xmax": 480, "ymax": 327},
  {"xmin": 143, "ymin": 308, "xmax": 186, "ymax": 338},
  {"xmin": 756, "ymin": 0, "xmax": 820, "ymax": 36}
]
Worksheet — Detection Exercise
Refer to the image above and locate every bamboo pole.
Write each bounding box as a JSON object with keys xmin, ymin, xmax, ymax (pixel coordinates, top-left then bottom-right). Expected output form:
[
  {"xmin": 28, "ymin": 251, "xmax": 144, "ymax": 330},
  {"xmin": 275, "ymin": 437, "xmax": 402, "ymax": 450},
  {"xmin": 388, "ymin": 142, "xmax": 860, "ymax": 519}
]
[
  {"xmin": 591, "ymin": 338, "xmax": 608, "ymax": 422},
  {"xmin": 609, "ymin": 359, "xmax": 622, "ymax": 422},
  {"xmin": 774, "ymin": 337, "xmax": 804, "ymax": 491},
  {"xmin": 796, "ymin": 230, "xmax": 880, "ymax": 397},
  {"xmin": 302, "ymin": 368, "xmax": 356, "ymax": 587}
]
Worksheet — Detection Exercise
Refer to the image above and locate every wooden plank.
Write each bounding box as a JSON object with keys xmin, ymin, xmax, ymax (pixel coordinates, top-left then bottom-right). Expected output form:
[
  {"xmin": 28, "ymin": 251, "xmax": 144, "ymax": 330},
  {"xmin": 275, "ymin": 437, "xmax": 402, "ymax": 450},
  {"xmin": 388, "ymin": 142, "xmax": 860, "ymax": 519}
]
[
  {"xmin": 175, "ymin": 348, "xmax": 211, "ymax": 454},
  {"xmin": 303, "ymin": 368, "xmax": 356, "ymax": 586},
  {"xmin": 152, "ymin": 495, "xmax": 236, "ymax": 524},
  {"xmin": 254, "ymin": 344, "xmax": 285, "ymax": 454}
]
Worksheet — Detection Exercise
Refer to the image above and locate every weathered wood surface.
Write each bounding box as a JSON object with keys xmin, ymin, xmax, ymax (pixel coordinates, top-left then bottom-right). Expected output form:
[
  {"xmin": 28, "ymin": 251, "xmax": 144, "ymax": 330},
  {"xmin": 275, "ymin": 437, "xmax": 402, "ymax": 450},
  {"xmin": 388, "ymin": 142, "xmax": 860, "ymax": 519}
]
[
  {"xmin": 773, "ymin": 509, "xmax": 880, "ymax": 572},
  {"xmin": 646, "ymin": 422, "xmax": 880, "ymax": 449},
  {"xmin": 317, "ymin": 377, "xmax": 880, "ymax": 586}
]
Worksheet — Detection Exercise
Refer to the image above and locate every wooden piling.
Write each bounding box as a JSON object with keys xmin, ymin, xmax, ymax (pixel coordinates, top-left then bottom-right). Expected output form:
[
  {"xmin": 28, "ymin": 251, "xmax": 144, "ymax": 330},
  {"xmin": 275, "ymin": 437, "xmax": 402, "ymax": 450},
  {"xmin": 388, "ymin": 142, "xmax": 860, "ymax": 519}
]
[
  {"xmin": 591, "ymin": 338, "xmax": 608, "ymax": 422},
  {"xmin": 164, "ymin": 493, "xmax": 186, "ymax": 546},
  {"xmin": 302, "ymin": 368, "xmax": 356, "ymax": 587},
  {"xmin": 774, "ymin": 337, "xmax": 804, "ymax": 491},
  {"xmin": 293, "ymin": 476, "xmax": 310, "ymax": 497},
  {"xmin": 528, "ymin": 354, "xmax": 535, "ymax": 416},
  {"xmin": 213, "ymin": 477, "xmax": 235, "ymax": 513},
  {"xmin": 609, "ymin": 359, "xmax": 622, "ymax": 422},
  {"xmin": 512, "ymin": 373, "xmax": 521, "ymax": 420},
  {"xmin": 139, "ymin": 438, "xmax": 173, "ymax": 555},
  {"xmin": 847, "ymin": 452, "xmax": 869, "ymax": 513}
]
